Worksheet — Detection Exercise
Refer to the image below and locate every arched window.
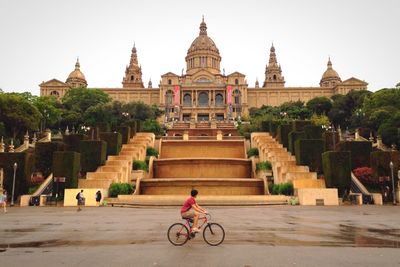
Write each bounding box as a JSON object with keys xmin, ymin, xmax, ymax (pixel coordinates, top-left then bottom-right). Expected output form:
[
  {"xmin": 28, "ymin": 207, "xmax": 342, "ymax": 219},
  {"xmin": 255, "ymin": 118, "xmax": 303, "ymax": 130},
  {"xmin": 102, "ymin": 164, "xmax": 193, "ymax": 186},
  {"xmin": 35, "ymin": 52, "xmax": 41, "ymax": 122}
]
[
  {"xmin": 273, "ymin": 74, "xmax": 277, "ymax": 80},
  {"xmin": 233, "ymin": 89, "xmax": 241, "ymax": 104},
  {"xmin": 168, "ymin": 79, "xmax": 172, "ymax": 85},
  {"xmin": 165, "ymin": 90, "xmax": 174, "ymax": 106},
  {"xmin": 183, "ymin": 93, "xmax": 192, "ymax": 107},
  {"xmin": 131, "ymin": 75, "xmax": 134, "ymax": 81},
  {"xmin": 198, "ymin": 92, "xmax": 209, "ymax": 107},
  {"xmin": 215, "ymin": 93, "xmax": 224, "ymax": 106},
  {"xmin": 50, "ymin": 90, "xmax": 60, "ymax": 98},
  {"xmin": 235, "ymin": 79, "xmax": 239, "ymax": 85}
]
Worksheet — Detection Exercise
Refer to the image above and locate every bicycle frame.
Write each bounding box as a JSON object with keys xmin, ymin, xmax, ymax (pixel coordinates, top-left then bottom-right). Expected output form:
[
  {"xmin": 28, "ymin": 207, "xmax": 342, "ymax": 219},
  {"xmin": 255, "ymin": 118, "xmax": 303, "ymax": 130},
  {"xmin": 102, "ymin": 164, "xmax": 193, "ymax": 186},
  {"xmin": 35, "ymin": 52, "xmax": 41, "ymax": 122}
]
[{"xmin": 179, "ymin": 213, "xmax": 210, "ymax": 238}]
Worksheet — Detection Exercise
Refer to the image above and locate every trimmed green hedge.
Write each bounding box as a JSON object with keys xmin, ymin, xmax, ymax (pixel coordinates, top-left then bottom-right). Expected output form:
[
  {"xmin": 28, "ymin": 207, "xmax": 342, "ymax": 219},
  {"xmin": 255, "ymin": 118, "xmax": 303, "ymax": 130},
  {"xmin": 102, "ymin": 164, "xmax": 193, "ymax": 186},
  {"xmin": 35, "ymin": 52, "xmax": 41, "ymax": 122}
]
[
  {"xmin": 261, "ymin": 120, "xmax": 271, "ymax": 132},
  {"xmin": 268, "ymin": 183, "xmax": 294, "ymax": 195},
  {"xmin": 123, "ymin": 121, "xmax": 137, "ymax": 138},
  {"xmin": 338, "ymin": 141, "xmax": 372, "ymax": 169},
  {"xmin": 63, "ymin": 134, "xmax": 87, "ymax": 152},
  {"xmin": 277, "ymin": 124, "xmax": 292, "ymax": 148},
  {"xmin": 370, "ymin": 151, "xmax": 399, "ymax": 183},
  {"xmin": 136, "ymin": 120, "xmax": 142, "ymax": 132},
  {"xmin": 0, "ymin": 152, "xmax": 33, "ymax": 199},
  {"xmin": 34, "ymin": 142, "xmax": 65, "ymax": 177},
  {"xmin": 269, "ymin": 121, "xmax": 280, "ymax": 137},
  {"xmin": 288, "ymin": 131, "xmax": 306, "ymax": 154},
  {"xmin": 323, "ymin": 131, "xmax": 340, "ymax": 151},
  {"xmin": 109, "ymin": 183, "xmax": 134, "ymax": 197},
  {"xmin": 292, "ymin": 120, "xmax": 311, "ymax": 132},
  {"xmin": 295, "ymin": 139, "xmax": 325, "ymax": 174},
  {"xmin": 96, "ymin": 122, "xmax": 111, "ymax": 133},
  {"xmin": 53, "ymin": 151, "xmax": 81, "ymax": 190},
  {"xmin": 146, "ymin": 146, "xmax": 159, "ymax": 157},
  {"xmin": 80, "ymin": 140, "xmax": 107, "ymax": 172},
  {"xmin": 116, "ymin": 126, "xmax": 131, "ymax": 144},
  {"xmin": 304, "ymin": 125, "xmax": 324, "ymax": 139},
  {"xmin": 256, "ymin": 161, "xmax": 272, "ymax": 172},
  {"xmin": 99, "ymin": 132, "xmax": 122, "ymax": 156},
  {"xmin": 247, "ymin": 148, "xmax": 259, "ymax": 157},
  {"xmin": 322, "ymin": 151, "xmax": 351, "ymax": 197},
  {"xmin": 132, "ymin": 160, "xmax": 147, "ymax": 171}
]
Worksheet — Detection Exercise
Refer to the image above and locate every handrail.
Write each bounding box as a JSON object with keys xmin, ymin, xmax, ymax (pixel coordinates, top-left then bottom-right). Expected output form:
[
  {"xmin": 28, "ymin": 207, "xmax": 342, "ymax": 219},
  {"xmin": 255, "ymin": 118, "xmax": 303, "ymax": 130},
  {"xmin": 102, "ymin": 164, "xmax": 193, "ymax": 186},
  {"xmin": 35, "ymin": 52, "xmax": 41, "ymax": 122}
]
[{"xmin": 32, "ymin": 173, "xmax": 53, "ymax": 197}]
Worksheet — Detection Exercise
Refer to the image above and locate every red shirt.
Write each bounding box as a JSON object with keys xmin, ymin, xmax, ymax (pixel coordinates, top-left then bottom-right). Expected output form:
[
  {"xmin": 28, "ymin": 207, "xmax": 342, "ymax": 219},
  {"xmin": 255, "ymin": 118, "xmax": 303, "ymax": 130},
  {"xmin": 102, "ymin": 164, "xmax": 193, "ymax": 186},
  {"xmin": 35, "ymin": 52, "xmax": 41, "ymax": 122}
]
[{"xmin": 181, "ymin": 196, "xmax": 196, "ymax": 213}]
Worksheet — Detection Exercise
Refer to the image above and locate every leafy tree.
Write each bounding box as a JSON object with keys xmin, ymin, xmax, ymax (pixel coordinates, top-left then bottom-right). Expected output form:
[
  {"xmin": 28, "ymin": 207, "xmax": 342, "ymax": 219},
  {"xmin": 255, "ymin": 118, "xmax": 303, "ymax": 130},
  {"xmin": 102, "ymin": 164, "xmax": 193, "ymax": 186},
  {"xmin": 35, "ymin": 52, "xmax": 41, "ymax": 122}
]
[
  {"xmin": 32, "ymin": 96, "xmax": 63, "ymax": 130},
  {"xmin": 83, "ymin": 103, "xmax": 113, "ymax": 127},
  {"xmin": 310, "ymin": 113, "xmax": 330, "ymax": 127},
  {"xmin": 141, "ymin": 119, "xmax": 164, "ymax": 136},
  {"xmin": 0, "ymin": 93, "xmax": 41, "ymax": 138},
  {"xmin": 306, "ymin": 97, "xmax": 332, "ymax": 115},
  {"xmin": 396, "ymin": 82, "xmax": 400, "ymax": 88},
  {"xmin": 279, "ymin": 101, "xmax": 311, "ymax": 120},
  {"xmin": 62, "ymin": 88, "xmax": 111, "ymax": 113},
  {"xmin": 122, "ymin": 101, "xmax": 156, "ymax": 121}
]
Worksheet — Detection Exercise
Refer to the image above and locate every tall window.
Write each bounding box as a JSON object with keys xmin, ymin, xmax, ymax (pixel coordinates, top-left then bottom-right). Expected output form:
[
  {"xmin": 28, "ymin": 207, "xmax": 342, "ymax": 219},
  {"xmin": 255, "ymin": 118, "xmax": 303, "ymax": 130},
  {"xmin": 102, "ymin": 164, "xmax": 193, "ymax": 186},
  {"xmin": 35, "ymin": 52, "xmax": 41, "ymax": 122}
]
[
  {"xmin": 215, "ymin": 93, "xmax": 224, "ymax": 106},
  {"xmin": 183, "ymin": 93, "xmax": 192, "ymax": 107},
  {"xmin": 165, "ymin": 90, "xmax": 174, "ymax": 106},
  {"xmin": 198, "ymin": 92, "xmax": 209, "ymax": 107},
  {"xmin": 233, "ymin": 89, "xmax": 241, "ymax": 104},
  {"xmin": 235, "ymin": 79, "xmax": 239, "ymax": 85},
  {"xmin": 168, "ymin": 79, "xmax": 172, "ymax": 85},
  {"xmin": 131, "ymin": 75, "xmax": 134, "ymax": 81}
]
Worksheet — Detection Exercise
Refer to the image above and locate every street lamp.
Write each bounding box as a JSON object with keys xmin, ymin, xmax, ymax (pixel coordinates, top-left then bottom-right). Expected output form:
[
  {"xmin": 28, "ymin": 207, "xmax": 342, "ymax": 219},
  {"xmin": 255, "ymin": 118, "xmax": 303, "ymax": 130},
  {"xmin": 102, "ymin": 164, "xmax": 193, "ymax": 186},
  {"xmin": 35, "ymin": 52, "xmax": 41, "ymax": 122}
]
[
  {"xmin": 390, "ymin": 161, "xmax": 396, "ymax": 205},
  {"xmin": 11, "ymin": 162, "xmax": 17, "ymax": 206}
]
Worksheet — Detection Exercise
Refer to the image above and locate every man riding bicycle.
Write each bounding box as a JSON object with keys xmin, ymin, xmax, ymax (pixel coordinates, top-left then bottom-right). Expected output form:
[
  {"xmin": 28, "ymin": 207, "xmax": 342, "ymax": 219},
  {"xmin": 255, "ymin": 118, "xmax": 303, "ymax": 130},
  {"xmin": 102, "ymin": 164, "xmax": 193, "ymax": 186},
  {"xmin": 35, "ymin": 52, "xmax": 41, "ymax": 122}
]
[{"xmin": 181, "ymin": 189, "xmax": 207, "ymax": 233}]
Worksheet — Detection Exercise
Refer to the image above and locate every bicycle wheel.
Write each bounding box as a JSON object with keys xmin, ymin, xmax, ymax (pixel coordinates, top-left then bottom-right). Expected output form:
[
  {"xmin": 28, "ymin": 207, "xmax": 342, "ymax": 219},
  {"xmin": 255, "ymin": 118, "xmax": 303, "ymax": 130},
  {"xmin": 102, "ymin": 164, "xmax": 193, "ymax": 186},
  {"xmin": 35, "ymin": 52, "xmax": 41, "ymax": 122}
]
[
  {"xmin": 167, "ymin": 223, "xmax": 189, "ymax": 246},
  {"xmin": 203, "ymin": 223, "xmax": 225, "ymax": 246}
]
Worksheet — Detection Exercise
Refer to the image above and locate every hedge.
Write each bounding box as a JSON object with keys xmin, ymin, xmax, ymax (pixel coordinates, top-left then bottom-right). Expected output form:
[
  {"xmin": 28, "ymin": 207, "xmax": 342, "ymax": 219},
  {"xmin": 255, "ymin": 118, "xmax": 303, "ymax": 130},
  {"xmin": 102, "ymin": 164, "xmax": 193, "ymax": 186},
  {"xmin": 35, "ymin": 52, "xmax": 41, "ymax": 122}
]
[
  {"xmin": 63, "ymin": 134, "xmax": 87, "ymax": 152},
  {"xmin": 304, "ymin": 125, "xmax": 324, "ymax": 139},
  {"xmin": 338, "ymin": 141, "xmax": 372, "ymax": 169},
  {"xmin": 370, "ymin": 151, "xmax": 399, "ymax": 184},
  {"xmin": 256, "ymin": 161, "xmax": 272, "ymax": 172},
  {"xmin": 0, "ymin": 152, "xmax": 34, "ymax": 199},
  {"xmin": 269, "ymin": 121, "xmax": 280, "ymax": 137},
  {"xmin": 146, "ymin": 146, "xmax": 159, "ymax": 157},
  {"xmin": 136, "ymin": 120, "xmax": 142, "ymax": 133},
  {"xmin": 99, "ymin": 132, "xmax": 122, "ymax": 156},
  {"xmin": 323, "ymin": 131, "xmax": 340, "ymax": 151},
  {"xmin": 288, "ymin": 131, "xmax": 306, "ymax": 155},
  {"xmin": 96, "ymin": 122, "xmax": 111, "ymax": 133},
  {"xmin": 123, "ymin": 121, "xmax": 137, "ymax": 138},
  {"xmin": 268, "ymin": 183, "xmax": 293, "ymax": 195},
  {"xmin": 322, "ymin": 151, "xmax": 351, "ymax": 197},
  {"xmin": 292, "ymin": 120, "xmax": 311, "ymax": 132},
  {"xmin": 247, "ymin": 148, "xmax": 259, "ymax": 157},
  {"xmin": 261, "ymin": 120, "xmax": 271, "ymax": 132},
  {"xmin": 109, "ymin": 183, "xmax": 134, "ymax": 197},
  {"xmin": 132, "ymin": 160, "xmax": 148, "ymax": 171},
  {"xmin": 295, "ymin": 139, "xmax": 325, "ymax": 174},
  {"xmin": 277, "ymin": 124, "xmax": 292, "ymax": 148},
  {"xmin": 34, "ymin": 142, "xmax": 65, "ymax": 177},
  {"xmin": 52, "ymin": 151, "xmax": 80, "ymax": 194},
  {"xmin": 80, "ymin": 140, "xmax": 107, "ymax": 172},
  {"xmin": 116, "ymin": 126, "xmax": 131, "ymax": 144}
]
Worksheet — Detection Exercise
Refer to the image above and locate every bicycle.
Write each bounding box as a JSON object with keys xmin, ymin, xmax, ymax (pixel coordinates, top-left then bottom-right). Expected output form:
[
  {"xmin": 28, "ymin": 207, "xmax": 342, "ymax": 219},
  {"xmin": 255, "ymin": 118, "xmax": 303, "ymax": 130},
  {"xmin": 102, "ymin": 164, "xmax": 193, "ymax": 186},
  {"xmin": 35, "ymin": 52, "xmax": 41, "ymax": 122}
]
[{"xmin": 167, "ymin": 213, "xmax": 225, "ymax": 246}]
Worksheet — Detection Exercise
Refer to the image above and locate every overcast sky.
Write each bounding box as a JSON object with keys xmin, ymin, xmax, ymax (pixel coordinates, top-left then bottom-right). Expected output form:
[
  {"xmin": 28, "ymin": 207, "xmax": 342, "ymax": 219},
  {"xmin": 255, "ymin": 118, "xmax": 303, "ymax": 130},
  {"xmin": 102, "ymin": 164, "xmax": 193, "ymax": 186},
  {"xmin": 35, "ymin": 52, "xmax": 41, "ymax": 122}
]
[{"xmin": 0, "ymin": 0, "xmax": 399, "ymax": 95}]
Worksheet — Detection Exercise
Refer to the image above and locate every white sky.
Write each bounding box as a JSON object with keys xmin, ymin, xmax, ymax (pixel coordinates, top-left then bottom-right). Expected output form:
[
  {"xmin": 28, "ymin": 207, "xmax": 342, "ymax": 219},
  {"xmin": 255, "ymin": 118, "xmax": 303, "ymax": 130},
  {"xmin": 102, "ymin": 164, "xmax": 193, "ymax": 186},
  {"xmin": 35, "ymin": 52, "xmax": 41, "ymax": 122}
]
[{"xmin": 0, "ymin": 0, "xmax": 399, "ymax": 95}]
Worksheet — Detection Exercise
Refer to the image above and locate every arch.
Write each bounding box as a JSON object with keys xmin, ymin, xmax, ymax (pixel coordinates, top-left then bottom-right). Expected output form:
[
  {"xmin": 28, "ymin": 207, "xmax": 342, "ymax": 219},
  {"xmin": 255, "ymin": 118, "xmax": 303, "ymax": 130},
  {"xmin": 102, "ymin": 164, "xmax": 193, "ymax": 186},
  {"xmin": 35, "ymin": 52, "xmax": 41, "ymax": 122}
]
[
  {"xmin": 168, "ymin": 79, "xmax": 172, "ymax": 85},
  {"xmin": 273, "ymin": 74, "xmax": 277, "ymax": 80},
  {"xmin": 235, "ymin": 79, "xmax": 239, "ymax": 85},
  {"xmin": 50, "ymin": 90, "xmax": 60, "ymax": 98},
  {"xmin": 131, "ymin": 75, "xmax": 134, "ymax": 81},
  {"xmin": 183, "ymin": 93, "xmax": 192, "ymax": 107},
  {"xmin": 215, "ymin": 93, "xmax": 224, "ymax": 106},
  {"xmin": 198, "ymin": 92, "xmax": 209, "ymax": 107}
]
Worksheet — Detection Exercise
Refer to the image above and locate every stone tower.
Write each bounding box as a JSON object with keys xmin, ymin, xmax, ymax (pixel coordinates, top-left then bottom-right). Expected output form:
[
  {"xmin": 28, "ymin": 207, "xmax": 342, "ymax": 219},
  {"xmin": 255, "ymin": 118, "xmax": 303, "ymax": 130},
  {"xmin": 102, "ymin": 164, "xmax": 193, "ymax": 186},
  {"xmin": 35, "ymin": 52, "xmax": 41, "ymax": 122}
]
[
  {"xmin": 320, "ymin": 58, "xmax": 342, "ymax": 87},
  {"xmin": 66, "ymin": 58, "xmax": 87, "ymax": 88},
  {"xmin": 263, "ymin": 44, "xmax": 285, "ymax": 88},
  {"xmin": 122, "ymin": 44, "xmax": 144, "ymax": 88}
]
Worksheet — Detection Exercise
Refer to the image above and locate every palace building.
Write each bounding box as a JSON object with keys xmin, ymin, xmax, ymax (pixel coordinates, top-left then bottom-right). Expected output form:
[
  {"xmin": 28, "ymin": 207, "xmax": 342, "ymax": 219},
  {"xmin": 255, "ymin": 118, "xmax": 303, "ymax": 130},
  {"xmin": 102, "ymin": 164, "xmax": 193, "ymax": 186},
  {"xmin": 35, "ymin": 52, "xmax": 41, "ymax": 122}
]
[{"xmin": 40, "ymin": 18, "xmax": 368, "ymax": 121}]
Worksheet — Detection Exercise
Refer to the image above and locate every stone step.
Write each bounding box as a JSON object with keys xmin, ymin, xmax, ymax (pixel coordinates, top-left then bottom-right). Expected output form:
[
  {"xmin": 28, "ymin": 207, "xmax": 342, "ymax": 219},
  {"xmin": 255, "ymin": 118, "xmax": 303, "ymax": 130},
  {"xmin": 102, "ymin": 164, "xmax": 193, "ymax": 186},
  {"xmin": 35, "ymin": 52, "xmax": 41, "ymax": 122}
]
[
  {"xmin": 110, "ymin": 195, "xmax": 288, "ymax": 206},
  {"xmin": 86, "ymin": 172, "xmax": 122, "ymax": 182},
  {"xmin": 284, "ymin": 172, "xmax": 317, "ymax": 182},
  {"xmin": 292, "ymin": 179, "xmax": 326, "ymax": 190},
  {"xmin": 78, "ymin": 178, "xmax": 113, "ymax": 189}
]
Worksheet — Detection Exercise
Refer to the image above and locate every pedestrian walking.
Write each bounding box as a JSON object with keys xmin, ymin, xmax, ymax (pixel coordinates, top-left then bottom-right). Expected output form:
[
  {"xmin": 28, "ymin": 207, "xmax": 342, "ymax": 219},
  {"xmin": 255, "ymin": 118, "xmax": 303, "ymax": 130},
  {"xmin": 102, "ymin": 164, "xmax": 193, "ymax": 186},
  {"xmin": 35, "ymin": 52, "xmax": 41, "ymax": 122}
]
[
  {"xmin": 95, "ymin": 190, "xmax": 102, "ymax": 206},
  {"xmin": 76, "ymin": 190, "xmax": 84, "ymax": 211},
  {"xmin": 1, "ymin": 190, "xmax": 7, "ymax": 213}
]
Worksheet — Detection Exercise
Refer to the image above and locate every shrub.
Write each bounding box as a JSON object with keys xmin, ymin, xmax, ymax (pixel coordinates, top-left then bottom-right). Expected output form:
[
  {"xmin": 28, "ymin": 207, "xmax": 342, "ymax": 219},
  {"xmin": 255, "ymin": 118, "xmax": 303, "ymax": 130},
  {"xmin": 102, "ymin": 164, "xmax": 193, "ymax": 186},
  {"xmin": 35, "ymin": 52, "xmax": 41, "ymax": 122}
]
[
  {"xmin": 53, "ymin": 151, "xmax": 81, "ymax": 189},
  {"xmin": 132, "ymin": 160, "xmax": 147, "ymax": 171},
  {"xmin": 123, "ymin": 121, "xmax": 137, "ymax": 138},
  {"xmin": 338, "ymin": 141, "xmax": 372, "ymax": 169},
  {"xmin": 269, "ymin": 121, "xmax": 280, "ymax": 137},
  {"xmin": 288, "ymin": 131, "xmax": 306, "ymax": 154},
  {"xmin": 268, "ymin": 183, "xmax": 294, "ymax": 195},
  {"xmin": 146, "ymin": 146, "xmax": 159, "ymax": 158},
  {"xmin": 247, "ymin": 148, "xmax": 259, "ymax": 157},
  {"xmin": 99, "ymin": 132, "xmax": 122, "ymax": 156},
  {"xmin": 80, "ymin": 140, "xmax": 107, "ymax": 172},
  {"xmin": 370, "ymin": 151, "xmax": 399, "ymax": 183},
  {"xmin": 34, "ymin": 142, "xmax": 65, "ymax": 177},
  {"xmin": 322, "ymin": 151, "xmax": 351, "ymax": 197},
  {"xmin": 292, "ymin": 120, "xmax": 311, "ymax": 132},
  {"xmin": 322, "ymin": 131, "xmax": 340, "ymax": 151},
  {"xmin": 109, "ymin": 183, "xmax": 134, "ymax": 197},
  {"xmin": 96, "ymin": 122, "xmax": 111, "ymax": 133},
  {"xmin": 63, "ymin": 134, "xmax": 87, "ymax": 152},
  {"xmin": 116, "ymin": 126, "xmax": 131, "ymax": 144},
  {"xmin": 277, "ymin": 124, "xmax": 292, "ymax": 148},
  {"xmin": 256, "ymin": 161, "xmax": 272, "ymax": 172},
  {"xmin": 304, "ymin": 125, "xmax": 324, "ymax": 139},
  {"xmin": 353, "ymin": 167, "xmax": 376, "ymax": 185},
  {"xmin": 141, "ymin": 119, "xmax": 164, "ymax": 136},
  {"xmin": 28, "ymin": 185, "xmax": 40, "ymax": 195},
  {"xmin": 295, "ymin": 139, "xmax": 325, "ymax": 174},
  {"xmin": 260, "ymin": 120, "xmax": 271, "ymax": 132}
]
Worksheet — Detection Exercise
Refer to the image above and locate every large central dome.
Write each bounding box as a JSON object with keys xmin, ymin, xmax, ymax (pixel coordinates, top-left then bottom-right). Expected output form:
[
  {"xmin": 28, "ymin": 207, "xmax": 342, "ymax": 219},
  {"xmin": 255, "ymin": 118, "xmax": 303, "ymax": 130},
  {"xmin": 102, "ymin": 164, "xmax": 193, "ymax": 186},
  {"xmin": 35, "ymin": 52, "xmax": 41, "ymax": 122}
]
[{"xmin": 185, "ymin": 17, "xmax": 221, "ymax": 75}]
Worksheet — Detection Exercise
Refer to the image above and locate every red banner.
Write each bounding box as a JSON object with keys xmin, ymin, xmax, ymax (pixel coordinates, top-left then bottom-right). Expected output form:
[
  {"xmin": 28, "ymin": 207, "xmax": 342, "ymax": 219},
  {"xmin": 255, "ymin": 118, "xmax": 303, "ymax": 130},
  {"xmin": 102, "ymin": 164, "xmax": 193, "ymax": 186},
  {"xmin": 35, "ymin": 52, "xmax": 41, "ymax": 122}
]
[
  {"xmin": 174, "ymin": 85, "xmax": 180, "ymax": 105},
  {"xmin": 227, "ymin": 85, "xmax": 232, "ymax": 104}
]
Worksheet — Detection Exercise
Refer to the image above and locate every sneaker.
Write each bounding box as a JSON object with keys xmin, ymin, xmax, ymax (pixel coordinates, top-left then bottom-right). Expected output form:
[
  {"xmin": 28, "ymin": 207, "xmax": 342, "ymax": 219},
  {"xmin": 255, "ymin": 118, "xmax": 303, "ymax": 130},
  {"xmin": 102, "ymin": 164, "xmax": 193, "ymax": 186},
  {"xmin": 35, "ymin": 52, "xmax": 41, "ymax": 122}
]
[{"xmin": 191, "ymin": 227, "xmax": 200, "ymax": 233}]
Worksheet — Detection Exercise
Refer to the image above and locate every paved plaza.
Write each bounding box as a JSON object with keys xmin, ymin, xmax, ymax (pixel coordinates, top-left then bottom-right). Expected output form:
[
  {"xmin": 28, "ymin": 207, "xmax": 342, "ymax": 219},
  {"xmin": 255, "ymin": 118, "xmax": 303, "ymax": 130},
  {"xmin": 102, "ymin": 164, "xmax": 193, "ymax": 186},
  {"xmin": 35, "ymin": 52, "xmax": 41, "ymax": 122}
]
[{"xmin": 0, "ymin": 205, "xmax": 399, "ymax": 267}]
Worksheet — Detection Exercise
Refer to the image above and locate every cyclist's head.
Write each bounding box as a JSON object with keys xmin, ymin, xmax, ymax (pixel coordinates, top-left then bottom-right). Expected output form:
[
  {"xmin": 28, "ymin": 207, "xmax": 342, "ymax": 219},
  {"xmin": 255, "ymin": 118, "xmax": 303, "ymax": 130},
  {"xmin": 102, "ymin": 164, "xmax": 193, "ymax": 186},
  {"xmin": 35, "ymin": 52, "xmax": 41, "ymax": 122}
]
[{"xmin": 191, "ymin": 189, "xmax": 198, "ymax": 197}]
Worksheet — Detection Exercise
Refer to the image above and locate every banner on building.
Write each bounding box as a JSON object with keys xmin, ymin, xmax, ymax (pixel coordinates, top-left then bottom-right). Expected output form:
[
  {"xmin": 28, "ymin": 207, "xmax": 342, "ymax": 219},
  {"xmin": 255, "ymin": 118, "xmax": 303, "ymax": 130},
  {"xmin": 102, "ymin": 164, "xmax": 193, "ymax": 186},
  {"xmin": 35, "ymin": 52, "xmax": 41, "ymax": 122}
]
[
  {"xmin": 174, "ymin": 85, "xmax": 180, "ymax": 105},
  {"xmin": 227, "ymin": 85, "xmax": 233, "ymax": 104}
]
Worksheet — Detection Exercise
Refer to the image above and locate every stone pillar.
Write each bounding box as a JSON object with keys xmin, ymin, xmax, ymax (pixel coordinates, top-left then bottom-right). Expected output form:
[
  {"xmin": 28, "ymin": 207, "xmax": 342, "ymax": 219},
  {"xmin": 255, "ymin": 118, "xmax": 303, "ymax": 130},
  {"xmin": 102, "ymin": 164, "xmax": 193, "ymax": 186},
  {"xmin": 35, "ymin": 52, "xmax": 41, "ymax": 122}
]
[
  {"xmin": 65, "ymin": 126, "xmax": 70, "ymax": 135},
  {"xmin": 338, "ymin": 126, "xmax": 343, "ymax": 141},
  {"xmin": 355, "ymin": 128, "xmax": 360, "ymax": 140},
  {"xmin": 183, "ymin": 130, "xmax": 189, "ymax": 141},
  {"xmin": 377, "ymin": 137, "xmax": 383, "ymax": 149},
  {"xmin": 216, "ymin": 130, "xmax": 223, "ymax": 140},
  {"xmin": 9, "ymin": 139, "xmax": 15, "ymax": 152},
  {"xmin": 45, "ymin": 129, "xmax": 51, "ymax": 141},
  {"xmin": 0, "ymin": 137, "xmax": 4, "ymax": 152},
  {"xmin": 32, "ymin": 133, "xmax": 37, "ymax": 145},
  {"xmin": 24, "ymin": 131, "xmax": 29, "ymax": 148}
]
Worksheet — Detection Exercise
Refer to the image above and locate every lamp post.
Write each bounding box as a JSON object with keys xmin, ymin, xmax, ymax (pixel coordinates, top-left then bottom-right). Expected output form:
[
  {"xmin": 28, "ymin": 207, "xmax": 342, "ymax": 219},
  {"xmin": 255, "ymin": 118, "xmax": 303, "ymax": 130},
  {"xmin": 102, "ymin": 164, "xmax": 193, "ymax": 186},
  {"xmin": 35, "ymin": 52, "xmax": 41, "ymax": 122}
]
[
  {"xmin": 11, "ymin": 162, "xmax": 17, "ymax": 206},
  {"xmin": 331, "ymin": 124, "xmax": 336, "ymax": 151},
  {"xmin": 390, "ymin": 161, "xmax": 396, "ymax": 205}
]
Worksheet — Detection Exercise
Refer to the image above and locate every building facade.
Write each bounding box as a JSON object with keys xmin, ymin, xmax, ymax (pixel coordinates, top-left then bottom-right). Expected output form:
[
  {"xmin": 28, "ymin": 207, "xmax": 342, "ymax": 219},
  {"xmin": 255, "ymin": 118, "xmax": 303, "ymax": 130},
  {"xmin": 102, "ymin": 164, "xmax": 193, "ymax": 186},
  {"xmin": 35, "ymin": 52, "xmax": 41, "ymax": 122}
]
[{"xmin": 40, "ymin": 18, "xmax": 368, "ymax": 121}]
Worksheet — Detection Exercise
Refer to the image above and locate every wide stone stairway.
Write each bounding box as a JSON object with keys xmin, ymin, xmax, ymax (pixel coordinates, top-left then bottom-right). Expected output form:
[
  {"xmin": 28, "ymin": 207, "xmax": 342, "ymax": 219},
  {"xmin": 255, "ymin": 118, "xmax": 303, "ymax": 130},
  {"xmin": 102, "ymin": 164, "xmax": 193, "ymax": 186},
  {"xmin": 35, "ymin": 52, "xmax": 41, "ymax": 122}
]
[
  {"xmin": 113, "ymin": 138, "xmax": 288, "ymax": 206},
  {"xmin": 251, "ymin": 133, "xmax": 338, "ymax": 205}
]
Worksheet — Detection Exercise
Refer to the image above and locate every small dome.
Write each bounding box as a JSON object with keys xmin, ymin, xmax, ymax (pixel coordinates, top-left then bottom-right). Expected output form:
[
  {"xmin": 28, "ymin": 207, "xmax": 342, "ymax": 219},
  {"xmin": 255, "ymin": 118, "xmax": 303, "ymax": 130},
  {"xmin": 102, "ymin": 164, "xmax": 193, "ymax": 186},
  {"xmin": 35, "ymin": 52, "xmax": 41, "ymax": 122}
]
[
  {"xmin": 187, "ymin": 18, "xmax": 219, "ymax": 55},
  {"xmin": 67, "ymin": 59, "xmax": 86, "ymax": 81},
  {"xmin": 322, "ymin": 58, "xmax": 340, "ymax": 79}
]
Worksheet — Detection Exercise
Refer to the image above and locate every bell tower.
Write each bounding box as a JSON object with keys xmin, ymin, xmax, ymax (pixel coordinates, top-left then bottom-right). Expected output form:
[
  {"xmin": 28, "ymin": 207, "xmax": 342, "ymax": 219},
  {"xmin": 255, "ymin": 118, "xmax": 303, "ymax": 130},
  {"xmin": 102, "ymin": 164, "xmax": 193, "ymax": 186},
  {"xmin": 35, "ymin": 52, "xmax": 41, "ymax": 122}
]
[
  {"xmin": 122, "ymin": 44, "xmax": 144, "ymax": 88},
  {"xmin": 263, "ymin": 44, "xmax": 285, "ymax": 88}
]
